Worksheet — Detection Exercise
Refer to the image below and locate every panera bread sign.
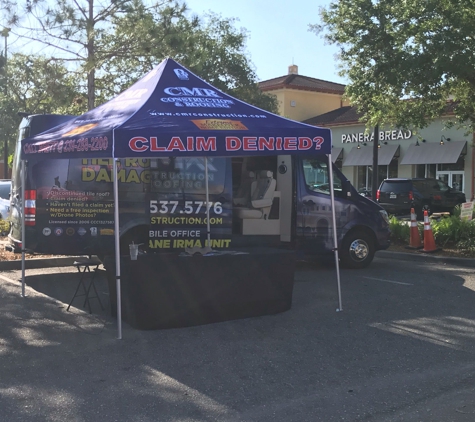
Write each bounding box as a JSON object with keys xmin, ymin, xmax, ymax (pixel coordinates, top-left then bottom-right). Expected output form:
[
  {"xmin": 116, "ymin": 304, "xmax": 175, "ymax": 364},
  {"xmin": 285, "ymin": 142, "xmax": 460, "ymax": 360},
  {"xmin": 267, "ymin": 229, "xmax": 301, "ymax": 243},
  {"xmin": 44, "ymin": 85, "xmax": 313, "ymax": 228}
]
[{"xmin": 341, "ymin": 129, "xmax": 412, "ymax": 143}]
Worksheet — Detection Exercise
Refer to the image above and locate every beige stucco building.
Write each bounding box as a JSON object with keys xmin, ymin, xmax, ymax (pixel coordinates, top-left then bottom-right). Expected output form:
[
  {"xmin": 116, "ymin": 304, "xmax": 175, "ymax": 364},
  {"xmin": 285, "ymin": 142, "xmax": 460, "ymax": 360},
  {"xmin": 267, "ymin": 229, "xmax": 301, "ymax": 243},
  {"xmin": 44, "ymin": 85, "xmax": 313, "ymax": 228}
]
[
  {"xmin": 259, "ymin": 66, "xmax": 474, "ymax": 201},
  {"xmin": 258, "ymin": 65, "xmax": 349, "ymax": 121}
]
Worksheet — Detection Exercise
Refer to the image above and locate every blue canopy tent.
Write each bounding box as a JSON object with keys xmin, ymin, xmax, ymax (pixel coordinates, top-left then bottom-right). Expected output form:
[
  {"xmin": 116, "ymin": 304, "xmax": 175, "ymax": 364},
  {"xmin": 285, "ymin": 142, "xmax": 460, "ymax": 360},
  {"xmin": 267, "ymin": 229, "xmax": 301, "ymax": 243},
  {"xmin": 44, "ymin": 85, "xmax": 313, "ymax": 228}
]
[{"xmin": 20, "ymin": 58, "xmax": 341, "ymax": 338}]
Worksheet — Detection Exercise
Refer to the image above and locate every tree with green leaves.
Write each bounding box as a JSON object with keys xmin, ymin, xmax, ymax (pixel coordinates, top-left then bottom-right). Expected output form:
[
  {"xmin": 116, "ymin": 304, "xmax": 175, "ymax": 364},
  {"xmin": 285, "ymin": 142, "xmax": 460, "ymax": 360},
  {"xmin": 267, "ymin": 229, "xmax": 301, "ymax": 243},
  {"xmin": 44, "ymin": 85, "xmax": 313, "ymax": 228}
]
[
  {"xmin": 1, "ymin": 0, "xmax": 277, "ymax": 113},
  {"xmin": 312, "ymin": 0, "xmax": 475, "ymax": 133},
  {"xmin": 6, "ymin": 54, "xmax": 82, "ymax": 115},
  {"xmin": 98, "ymin": 7, "xmax": 278, "ymax": 112},
  {"xmin": 0, "ymin": 53, "xmax": 81, "ymax": 167},
  {"xmin": 0, "ymin": 0, "xmax": 165, "ymax": 110}
]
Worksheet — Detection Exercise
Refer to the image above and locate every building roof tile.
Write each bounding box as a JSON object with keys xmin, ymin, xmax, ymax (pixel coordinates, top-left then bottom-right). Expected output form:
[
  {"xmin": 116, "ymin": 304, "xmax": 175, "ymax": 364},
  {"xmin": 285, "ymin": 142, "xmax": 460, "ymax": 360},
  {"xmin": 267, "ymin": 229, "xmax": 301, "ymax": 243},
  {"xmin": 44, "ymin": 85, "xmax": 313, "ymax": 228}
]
[
  {"xmin": 303, "ymin": 106, "xmax": 363, "ymax": 126},
  {"xmin": 258, "ymin": 74, "xmax": 346, "ymax": 94},
  {"xmin": 303, "ymin": 101, "xmax": 457, "ymax": 127}
]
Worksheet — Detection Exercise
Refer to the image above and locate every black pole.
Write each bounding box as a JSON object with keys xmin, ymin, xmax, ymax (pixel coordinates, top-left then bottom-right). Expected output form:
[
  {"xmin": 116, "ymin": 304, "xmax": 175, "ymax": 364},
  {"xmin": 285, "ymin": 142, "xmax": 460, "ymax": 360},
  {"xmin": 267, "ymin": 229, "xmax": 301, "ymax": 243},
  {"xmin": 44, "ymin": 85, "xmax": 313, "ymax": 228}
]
[{"xmin": 371, "ymin": 125, "xmax": 379, "ymax": 199}]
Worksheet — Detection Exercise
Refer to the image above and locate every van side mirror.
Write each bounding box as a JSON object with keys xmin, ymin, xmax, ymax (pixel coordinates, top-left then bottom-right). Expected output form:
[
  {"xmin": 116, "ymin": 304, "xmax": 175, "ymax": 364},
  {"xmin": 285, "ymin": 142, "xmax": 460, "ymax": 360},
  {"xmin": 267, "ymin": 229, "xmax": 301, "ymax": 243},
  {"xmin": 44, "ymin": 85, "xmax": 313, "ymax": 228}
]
[{"xmin": 334, "ymin": 180, "xmax": 352, "ymax": 199}]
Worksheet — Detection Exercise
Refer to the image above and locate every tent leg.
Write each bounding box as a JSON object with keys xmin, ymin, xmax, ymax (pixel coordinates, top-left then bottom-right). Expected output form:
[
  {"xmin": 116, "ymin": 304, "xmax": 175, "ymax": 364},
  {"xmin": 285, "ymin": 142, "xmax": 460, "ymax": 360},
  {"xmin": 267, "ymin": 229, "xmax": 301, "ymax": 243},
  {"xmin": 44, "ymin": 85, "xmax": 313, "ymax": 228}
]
[
  {"xmin": 204, "ymin": 157, "xmax": 211, "ymax": 247},
  {"xmin": 328, "ymin": 155, "xmax": 343, "ymax": 311},
  {"xmin": 113, "ymin": 158, "xmax": 122, "ymax": 339},
  {"xmin": 21, "ymin": 160, "xmax": 26, "ymax": 298}
]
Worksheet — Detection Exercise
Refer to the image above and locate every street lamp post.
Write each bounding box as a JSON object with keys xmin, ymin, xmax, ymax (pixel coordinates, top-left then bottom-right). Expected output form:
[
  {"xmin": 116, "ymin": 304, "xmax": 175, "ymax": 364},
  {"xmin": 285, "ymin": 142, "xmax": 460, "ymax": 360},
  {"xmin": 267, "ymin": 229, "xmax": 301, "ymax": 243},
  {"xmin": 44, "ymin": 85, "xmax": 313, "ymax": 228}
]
[
  {"xmin": 1, "ymin": 27, "xmax": 10, "ymax": 179},
  {"xmin": 371, "ymin": 124, "xmax": 379, "ymax": 199}
]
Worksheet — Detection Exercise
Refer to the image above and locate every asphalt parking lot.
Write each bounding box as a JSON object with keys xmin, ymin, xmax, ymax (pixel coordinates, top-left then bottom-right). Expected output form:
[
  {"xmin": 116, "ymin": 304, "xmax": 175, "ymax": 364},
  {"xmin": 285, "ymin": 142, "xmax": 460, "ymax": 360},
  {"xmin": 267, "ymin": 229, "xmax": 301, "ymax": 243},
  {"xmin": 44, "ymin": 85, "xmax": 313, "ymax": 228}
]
[{"xmin": 1, "ymin": 252, "xmax": 475, "ymax": 421}]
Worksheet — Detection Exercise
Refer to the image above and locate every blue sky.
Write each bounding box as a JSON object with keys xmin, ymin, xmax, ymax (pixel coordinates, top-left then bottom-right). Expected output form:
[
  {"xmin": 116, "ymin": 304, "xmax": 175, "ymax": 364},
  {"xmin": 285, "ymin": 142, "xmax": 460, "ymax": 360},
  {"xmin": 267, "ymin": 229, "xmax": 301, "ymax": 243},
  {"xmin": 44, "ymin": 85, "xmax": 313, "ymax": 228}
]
[
  {"xmin": 185, "ymin": 0, "xmax": 346, "ymax": 84},
  {"xmin": 4, "ymin": 0, "xmax": 345, "ymax": 85}
]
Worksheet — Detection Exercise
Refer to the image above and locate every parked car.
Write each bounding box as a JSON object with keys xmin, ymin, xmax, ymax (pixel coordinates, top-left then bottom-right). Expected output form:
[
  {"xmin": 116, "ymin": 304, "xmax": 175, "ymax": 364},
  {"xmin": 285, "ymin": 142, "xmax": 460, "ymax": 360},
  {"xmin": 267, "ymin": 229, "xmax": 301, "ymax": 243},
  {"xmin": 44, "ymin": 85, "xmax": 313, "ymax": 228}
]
[
  {"xmin": 358, "ymin": 188, "xmax": 372, "ymax": 198},
  {"xmin": 0, "ymin": 179, "xmax": 11, "ymax": 200},
  {"xmin": 376, "ymin": 178, "xmax": 466, "ymax": 219},
  {"xmin": 0, "ymin": 180, "xmax": 11, "ymax": 221}
]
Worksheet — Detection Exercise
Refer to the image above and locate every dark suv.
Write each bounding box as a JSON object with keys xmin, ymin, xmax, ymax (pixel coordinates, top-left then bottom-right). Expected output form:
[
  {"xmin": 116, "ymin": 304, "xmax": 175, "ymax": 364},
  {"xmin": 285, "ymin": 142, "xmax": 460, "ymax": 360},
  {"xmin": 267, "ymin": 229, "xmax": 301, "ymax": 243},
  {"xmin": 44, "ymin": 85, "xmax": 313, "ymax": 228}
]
[{"xmin": 377, "ymin": 178, "xmax": 466, "ymax": 218}]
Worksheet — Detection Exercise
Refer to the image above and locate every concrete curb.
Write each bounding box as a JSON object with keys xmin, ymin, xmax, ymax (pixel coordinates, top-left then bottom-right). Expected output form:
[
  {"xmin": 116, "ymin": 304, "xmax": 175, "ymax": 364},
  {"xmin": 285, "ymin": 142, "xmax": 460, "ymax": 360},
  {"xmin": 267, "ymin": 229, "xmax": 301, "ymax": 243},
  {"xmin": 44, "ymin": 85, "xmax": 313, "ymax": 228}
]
[
  {"xmin": 0, "ymin": 256, "xmax": 82, "ymax": 271},
  {"xmin": 376, "ymin": 250, "xmax": 475, "ymax": 268},
  {"xmin": 0, "ymin": 250, "xmax": 473, "ymax": 272}
]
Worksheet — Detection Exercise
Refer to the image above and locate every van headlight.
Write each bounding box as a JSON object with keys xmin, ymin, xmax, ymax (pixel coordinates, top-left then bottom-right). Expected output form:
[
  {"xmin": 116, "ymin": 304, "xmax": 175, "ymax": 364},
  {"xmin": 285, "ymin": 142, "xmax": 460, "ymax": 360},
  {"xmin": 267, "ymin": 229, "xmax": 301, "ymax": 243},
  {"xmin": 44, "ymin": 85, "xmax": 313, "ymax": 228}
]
[{"xmin": 379, "ymin": 209, "xmax": 389, "ymax": 225}]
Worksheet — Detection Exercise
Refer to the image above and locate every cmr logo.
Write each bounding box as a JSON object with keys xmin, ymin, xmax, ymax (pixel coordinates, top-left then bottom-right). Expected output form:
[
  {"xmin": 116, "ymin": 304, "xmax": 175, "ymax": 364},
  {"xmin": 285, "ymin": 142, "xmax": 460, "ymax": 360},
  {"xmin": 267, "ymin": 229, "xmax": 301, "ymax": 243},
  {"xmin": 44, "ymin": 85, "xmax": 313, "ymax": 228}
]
[
  {"xmin": 163, "ymin": 87, "xmax": 221, "ymax": 98},
  {"xmin": 174, "ymin": 69, "xmax": 189, "ymax": 80}
]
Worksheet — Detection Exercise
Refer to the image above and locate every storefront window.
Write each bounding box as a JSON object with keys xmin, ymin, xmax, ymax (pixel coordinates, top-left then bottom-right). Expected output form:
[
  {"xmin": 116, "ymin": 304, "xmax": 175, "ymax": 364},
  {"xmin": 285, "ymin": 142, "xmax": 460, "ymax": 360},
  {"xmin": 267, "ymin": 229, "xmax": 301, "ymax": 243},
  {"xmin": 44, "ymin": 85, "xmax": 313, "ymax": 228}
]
[
  {"xmin": 416, "ymin": 162, "xmax": 462, "ymax": 178},
  {"xmin": 357, "ymin": 166, "xmax": 367, "ymax": 191},
  {"xmin": 439, "ymin": 156, "xmax": 464, "ymax": 171},
  {"xmin": 388, "ymin": 160, "xmax": 398, "ymax": 178},
  {"xmin": 427, "ymin": 165, "xmax": 436, "ymax": 178},
  {"xmin": 358, "ymin": 160, "xmax": 398, "ymax": 191},
  {"xmin": 416, "ymin": 164, "xmax": 436, "ymax": 178},
  {"xmin": 377, "ymin": 166, "xmax": 387, "ymax": 187},
  {"xmin": 415, "ymin": 165, "xmax": 425, "ymax": 178}
]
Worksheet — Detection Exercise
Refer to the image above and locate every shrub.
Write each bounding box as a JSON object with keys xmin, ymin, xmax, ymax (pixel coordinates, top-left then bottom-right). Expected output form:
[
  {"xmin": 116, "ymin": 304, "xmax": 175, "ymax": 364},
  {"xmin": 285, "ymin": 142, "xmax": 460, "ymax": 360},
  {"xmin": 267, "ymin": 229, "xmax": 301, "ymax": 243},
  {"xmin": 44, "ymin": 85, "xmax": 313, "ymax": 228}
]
[
  {"xmin": 0, "ymin": 219, "xmax": 10, "ymax": 236},
  {"xmin": 452, "ymin": 204, "xmax": 462, "ymax": 218},
  {"xmin": 431, "ymin": 215, "xmax": 475, "ymax": 250},
  {"xmin": 389, "ymin": 214, "xmax": 475, "ymax": 253},
  {"xmin": 389, "ymin": 216, "xmax": 411, "ymax": 244}
]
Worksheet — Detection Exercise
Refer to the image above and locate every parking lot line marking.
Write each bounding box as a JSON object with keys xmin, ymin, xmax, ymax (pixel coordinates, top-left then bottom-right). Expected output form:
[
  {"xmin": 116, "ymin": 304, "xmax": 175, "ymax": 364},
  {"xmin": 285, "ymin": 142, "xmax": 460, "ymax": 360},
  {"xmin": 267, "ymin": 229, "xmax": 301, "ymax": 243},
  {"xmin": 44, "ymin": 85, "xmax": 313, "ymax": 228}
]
[
  {"xmin": 361, "ymin": 276, "xmax": 413, "ymax": 286},
  {"xmin": 0, "ymin": 273, "xmax": 18, "ymax": 284}
]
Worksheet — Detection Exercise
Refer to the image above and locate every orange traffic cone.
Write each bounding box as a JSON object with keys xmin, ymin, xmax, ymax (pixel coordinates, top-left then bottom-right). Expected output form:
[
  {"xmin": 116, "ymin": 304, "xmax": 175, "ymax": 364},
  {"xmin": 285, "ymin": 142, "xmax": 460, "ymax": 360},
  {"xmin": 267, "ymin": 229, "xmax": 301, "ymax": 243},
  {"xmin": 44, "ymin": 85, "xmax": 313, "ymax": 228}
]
[
  {"xmin": 422, "ymin": 210, "xmax": 440, "ymax": 253},
  {"xmin": 406, "ymin": 208, "xmax": 422, "ymax": 249}
]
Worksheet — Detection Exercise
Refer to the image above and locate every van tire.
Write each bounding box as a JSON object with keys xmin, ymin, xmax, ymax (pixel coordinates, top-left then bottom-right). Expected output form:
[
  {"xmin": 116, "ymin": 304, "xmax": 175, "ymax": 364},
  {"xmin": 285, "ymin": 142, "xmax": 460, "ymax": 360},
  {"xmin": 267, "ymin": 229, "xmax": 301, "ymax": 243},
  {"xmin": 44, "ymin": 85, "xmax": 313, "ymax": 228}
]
[{"xmin": 340, "ymin": 230, "xmax": 375, "ymax": 269}]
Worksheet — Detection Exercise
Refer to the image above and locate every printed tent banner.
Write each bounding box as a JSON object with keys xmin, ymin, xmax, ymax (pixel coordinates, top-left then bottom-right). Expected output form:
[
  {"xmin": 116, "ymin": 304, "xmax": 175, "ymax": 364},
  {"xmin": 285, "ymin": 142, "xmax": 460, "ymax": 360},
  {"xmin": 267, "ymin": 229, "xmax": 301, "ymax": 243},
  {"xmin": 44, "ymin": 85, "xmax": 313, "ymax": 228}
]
[
  {"xmin": 21, "ymin": 58, "xmax": 331, "ymax": 160},
  {"xmin": 20, "ymin": 58, "xmax": 339, "ymax": 339}
]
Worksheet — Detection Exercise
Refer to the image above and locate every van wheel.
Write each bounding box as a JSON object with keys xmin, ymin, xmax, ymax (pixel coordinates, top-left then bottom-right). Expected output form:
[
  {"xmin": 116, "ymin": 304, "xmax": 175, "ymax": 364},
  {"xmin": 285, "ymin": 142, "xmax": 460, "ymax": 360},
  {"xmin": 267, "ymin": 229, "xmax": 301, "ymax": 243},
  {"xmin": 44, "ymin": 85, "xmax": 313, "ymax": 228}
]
[{"xmin": 340, "ymin": 230, "xmax": 375, "ymax": 269}]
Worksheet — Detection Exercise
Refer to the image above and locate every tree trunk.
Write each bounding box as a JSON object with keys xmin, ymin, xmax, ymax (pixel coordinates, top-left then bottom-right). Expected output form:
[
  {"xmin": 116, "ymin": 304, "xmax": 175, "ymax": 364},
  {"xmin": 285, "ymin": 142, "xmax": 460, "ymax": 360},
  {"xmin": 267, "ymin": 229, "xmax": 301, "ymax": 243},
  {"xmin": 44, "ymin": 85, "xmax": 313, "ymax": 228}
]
[
  {"xmin": 87, "ymin": 68, "xmax": 95, "ymax": 110},
  {"xmin": 87, "ymin": 0, "xmax": 95, "ymax": 110}
]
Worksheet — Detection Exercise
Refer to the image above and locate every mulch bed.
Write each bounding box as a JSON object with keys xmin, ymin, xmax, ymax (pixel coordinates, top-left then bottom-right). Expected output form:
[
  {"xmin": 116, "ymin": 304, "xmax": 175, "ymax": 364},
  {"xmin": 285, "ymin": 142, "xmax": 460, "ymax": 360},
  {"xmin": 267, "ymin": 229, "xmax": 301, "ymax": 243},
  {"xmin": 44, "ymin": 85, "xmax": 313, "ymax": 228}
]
[{"xmin": 387, "ymin": 240, "xmax": 474, "ymax": 259}]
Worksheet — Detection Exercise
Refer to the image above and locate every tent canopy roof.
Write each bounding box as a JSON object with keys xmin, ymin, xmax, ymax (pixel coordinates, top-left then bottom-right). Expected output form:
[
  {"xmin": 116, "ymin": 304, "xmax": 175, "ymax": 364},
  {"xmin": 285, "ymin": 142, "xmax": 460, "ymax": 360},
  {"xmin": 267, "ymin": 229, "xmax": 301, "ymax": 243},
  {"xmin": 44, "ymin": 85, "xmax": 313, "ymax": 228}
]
[{"xmin": 22, "ymin": 58, "xmax": 332, "ymax": 161}]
